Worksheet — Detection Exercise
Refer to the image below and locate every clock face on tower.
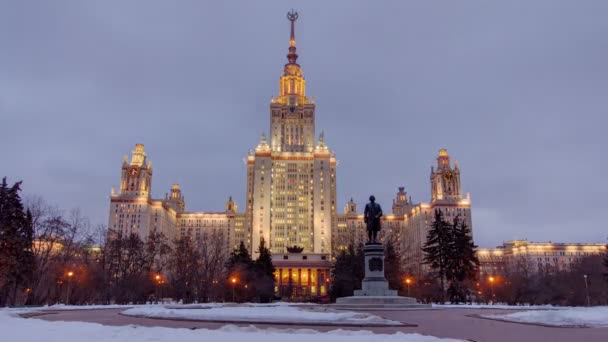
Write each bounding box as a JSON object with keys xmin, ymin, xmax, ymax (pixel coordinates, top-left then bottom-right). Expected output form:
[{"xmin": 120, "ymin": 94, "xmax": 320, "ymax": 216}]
[{"xmin": 129, "ymin": 167, "xmax": 139, "ymax": 177}]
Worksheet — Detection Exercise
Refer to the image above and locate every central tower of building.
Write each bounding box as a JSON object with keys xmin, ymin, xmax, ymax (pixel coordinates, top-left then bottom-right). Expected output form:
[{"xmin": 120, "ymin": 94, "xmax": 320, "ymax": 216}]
[{"xmin": 246, "ymin": 11, "xmax": 337, "ymax": 257}]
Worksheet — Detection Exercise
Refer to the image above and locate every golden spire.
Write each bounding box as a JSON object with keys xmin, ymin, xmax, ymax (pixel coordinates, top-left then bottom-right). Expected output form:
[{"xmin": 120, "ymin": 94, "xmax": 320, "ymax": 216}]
[
  {"xmin": 275, "ymin": 10, "xmax": 308, "ymax": 106},
  {"xmin": 286, "ymin": 9, "xmax": 299, "ymax": 65}
]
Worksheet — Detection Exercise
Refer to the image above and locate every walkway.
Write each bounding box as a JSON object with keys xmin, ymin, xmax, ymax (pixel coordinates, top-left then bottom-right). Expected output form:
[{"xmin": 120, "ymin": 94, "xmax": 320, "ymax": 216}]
[{"xmin": 32, "ymin": 308, "xmax": 608, "ymax": 342}]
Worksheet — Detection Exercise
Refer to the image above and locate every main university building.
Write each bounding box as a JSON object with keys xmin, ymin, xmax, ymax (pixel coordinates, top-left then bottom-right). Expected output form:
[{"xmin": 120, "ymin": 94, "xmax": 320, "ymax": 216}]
[{"xmin": 108, "ymin": 13, "xmax": 473, "ymax": 298}]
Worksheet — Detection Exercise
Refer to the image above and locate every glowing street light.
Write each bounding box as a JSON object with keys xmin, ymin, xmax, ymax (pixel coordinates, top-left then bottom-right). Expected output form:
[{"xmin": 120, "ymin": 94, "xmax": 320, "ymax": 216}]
[
  {"xmin": 488, "ymin": 276, "xmax": 495, "ymax": 304},
  {"xmin": 405, "ymin": 277, "xmax": 413, "ymax": 297},
  {"xmin": 154, "ymin": 274, "xmax": 163, "ymax": 304},
  {"xmin": 231, "ymin": 277, "xmax": 237, "ymax": 302},
  {"xmin": 66, "ymin": 271, "xmax": 74, "ymax": 305}
]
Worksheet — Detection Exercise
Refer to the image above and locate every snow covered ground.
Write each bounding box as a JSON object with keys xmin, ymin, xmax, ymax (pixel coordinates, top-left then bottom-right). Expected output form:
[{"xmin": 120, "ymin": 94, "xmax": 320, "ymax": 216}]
[
  {"xmin": 39, "ymin": 304, "xmax": 137, "ymax": 311},
  {"xmin": 481, "ymin": 306, "xmax": 608, "ymax": 327},
  {"xmin": 122, "ymin": 304, "xmax": 403, "ymax": 326},
  {"xmin": 433, "ymin": 304, "xmax": 556, "ymax": 310},
  {"xmin": 0, "ymin": 310, "xmax": 464, "ymax": 342}
]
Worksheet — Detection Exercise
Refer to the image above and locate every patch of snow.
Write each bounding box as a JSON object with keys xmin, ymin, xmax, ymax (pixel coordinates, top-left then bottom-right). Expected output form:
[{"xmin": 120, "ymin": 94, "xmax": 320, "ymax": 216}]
[
  {"xmin": 122, "ymin": 305, "xmax": 403, "ymax": 326},
  {"xmin": 41, "ymin": 304, "xmax": 139, "ymax": 311},
  {"xmin": 433, "ymin": 304, "xmax": 557, "ymax": 310},
  {"xmin": 481, "ymin": 306, "xmax": 608, "ymax": 327},
  {"xmin": 0, "ymin": 310, "xmax": 464, "ymax": 342}
]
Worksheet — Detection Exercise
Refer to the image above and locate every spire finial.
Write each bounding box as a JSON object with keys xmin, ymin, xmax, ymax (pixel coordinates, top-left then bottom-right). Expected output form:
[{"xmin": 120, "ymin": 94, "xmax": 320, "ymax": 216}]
[{"xmin": 286, "ymin": 10, "xmax": 299, "ymax": 64}]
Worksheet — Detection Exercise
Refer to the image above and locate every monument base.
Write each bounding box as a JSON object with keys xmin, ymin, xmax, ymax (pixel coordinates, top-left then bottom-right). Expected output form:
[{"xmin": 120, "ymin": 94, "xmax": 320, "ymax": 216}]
[
  {"xmin": 334, "ymin": 295, "xmax": 426, "ymax": 309},
  {"xmin": 334, "ymin": 243, "xmax": 430, "ymax": 309}
]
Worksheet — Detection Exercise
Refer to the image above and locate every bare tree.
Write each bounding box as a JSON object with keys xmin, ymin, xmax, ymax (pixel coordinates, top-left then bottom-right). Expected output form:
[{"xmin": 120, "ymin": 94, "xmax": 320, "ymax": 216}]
[{"xmin": 197, "ymin": 231, "xmax": 227, "ymax": 302}]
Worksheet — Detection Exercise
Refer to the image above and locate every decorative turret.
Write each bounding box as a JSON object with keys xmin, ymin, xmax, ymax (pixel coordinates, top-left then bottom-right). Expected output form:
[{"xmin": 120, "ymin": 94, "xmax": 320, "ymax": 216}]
[
  {"xmin": 118, "ymin": 144, "xmax": 153, "ymax": 198},
  {"xmin": 315, "ymin": 131, "xmax": 329, "ymax": 152},
  {"xmin": 165, "ymin": 183, "xmax": 185, "ymax": 213},
  {"xmin": 255, "ymin": 133, "xmax": 271, "ymax": 153},
  {"xmin": 392, "ymin": 187, "xmax": 413, "ymax": 216},
  {"xmin": 430, "ymin": 149, "xmax": 462, "ymax": 202},
  {"xmin": 345, "ymin": 197, "xmax": 357, "ymax": 216},
  {"xmin": 225, "ymin": 196, "xmax": 237, "ymax": 214}
]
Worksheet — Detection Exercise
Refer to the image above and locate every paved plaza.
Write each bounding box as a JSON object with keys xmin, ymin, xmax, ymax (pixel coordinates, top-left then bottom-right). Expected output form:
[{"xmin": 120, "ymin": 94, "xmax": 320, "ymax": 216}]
[{"xmin": 32, "ymin": 307, "xmax": 608, "ymax": 342}]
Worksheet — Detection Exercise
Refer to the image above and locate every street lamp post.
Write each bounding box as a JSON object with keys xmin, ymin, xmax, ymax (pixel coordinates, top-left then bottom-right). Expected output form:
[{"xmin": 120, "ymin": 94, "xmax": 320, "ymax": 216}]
[
  {"xmin": 155, "ymin": 275, "xmax": 161, "ymax": 304},
  {"xmin": 231, "ymin": 277, "xmax": 237, "ymax": 302},
  {"xmin": 405, "ymin": 278, "xmax": 412, "ymax": 297},
  {"xmin": 66, "ymin": 271, "xmax": 74, "ymax": 305},
  {"xmin": 488, "ymin": 276, "xmax": 495, "ymax": 304},
  {"xmin": 583, "ymin": 274, "xmax": 591, "ymax": 307}
]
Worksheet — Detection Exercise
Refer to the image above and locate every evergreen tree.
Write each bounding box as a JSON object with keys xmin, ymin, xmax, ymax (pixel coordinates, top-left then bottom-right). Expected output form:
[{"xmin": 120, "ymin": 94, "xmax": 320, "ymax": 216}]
[
  {"xmin": 446, "ymin": 216, "xmax": 479, "ymax": 303},
  {"xmin": 422, "ymin": 209, "xmax": 452, "ymax": 303},
  {"xmin": 384, "ymin": 238, "xmax": 403, "ymax": 293},
  {"xmin": 0, "ymin": 178, "xmax": 34, "ymax": 306},
  {"xmin": 225, "ymin": 241, "xmax": 252, "ymax": 270},
  {"xmin": 224, "ymin": 241, "xmax": 254, "ymax": 302},
  {"xmin": 253, "ymin": 238, "xmax": 275, "ymax": 302},
  {"xmin": 329, "ymin": 243, "xmax": 364, "ymax": 300}
]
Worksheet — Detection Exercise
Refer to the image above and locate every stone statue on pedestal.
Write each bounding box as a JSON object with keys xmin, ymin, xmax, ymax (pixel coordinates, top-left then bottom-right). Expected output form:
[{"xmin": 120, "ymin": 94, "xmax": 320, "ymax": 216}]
[
  {"xmin": 333, "ymin": 195, "xmax": 428, "ymax": 308},
  {"xmin": 364, "ymin": 195, "xmax": 383, "ymax": 244}
]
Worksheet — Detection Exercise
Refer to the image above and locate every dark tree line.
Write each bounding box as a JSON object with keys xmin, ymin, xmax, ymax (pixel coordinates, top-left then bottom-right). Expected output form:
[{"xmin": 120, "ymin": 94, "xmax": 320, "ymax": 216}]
[
  {"xmin": 422, "ymin": 209, "xmax": 479, "ymax": 303},
  {"xmin": 480, "ymin": 254, "xmax": 608, "ymax": 306},
  {"xmin": 0, "ymin": 177, "xmax": 279, "ymax": 306}
]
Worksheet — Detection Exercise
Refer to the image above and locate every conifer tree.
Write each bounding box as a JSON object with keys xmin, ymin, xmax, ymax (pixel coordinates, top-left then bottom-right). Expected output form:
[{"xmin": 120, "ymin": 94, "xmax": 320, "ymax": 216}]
[
  {"xmin": 422, "ymin": 209, "xmax": 452, "ymax": 303},
  {"xmin": 226, "ymin": 241, "xmax": 252, "ymax": 270},
  {"xmin": 0, "ymin": 178, "xmax": 34, "ymax": 306},
  {"xmin": 253, "ymin": 238, "xmax": 275, "ymax": 302},
  {"xmin": 329, "ymin": 243, "xmax": 364, "ymax": 300},
  {"xmin": 224, "ymin": 241, "xmax": 254, "ymax": 302},
  {"xmin": 384, "ymin": 238, "xmax": 403, "ymax": 292},
  {"xmin": 451, "ymin": 217, "xmax": 479, "ymax": 282}
]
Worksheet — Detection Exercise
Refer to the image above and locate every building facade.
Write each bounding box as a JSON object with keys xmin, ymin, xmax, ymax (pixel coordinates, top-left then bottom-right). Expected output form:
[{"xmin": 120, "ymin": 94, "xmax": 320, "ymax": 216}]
[
  {"xmin": 107, "ymin": 13, "xmax": 475, "ymax": 298},
  {"xmin": 478, "ymin": 240, "xmax": 607, "ymax": 277},
  {"xmin": 399, "ymin": 150, "xmax": 473, "ymax": 277}
]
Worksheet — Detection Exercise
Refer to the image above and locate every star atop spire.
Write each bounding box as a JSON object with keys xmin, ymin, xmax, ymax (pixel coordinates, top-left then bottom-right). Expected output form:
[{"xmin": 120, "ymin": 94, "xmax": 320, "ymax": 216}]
[{"xmin": 286, "ymin": 9, "xmax": 299, "ymax": 65}]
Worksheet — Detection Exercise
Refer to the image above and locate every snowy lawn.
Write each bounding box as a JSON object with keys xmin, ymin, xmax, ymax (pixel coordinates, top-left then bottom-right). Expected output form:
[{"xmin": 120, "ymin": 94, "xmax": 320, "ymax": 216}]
[
  {"xmin": 39, "ymin": 304, "xmax": 138, "ymax": 311},
  {"xmin": 122, "ymin": 304, "xmax": 403, "ymax": 326},
  {"xmin": 0, "ymin": 310, "xmax": 464, "ymax": 342},
  {"xmin": 481, "ymin": 306, "xmax": 608, "ymax": 327},
  {"xmin": 433, "ymin": 304, "xmax": 556, "ymax": 310}
]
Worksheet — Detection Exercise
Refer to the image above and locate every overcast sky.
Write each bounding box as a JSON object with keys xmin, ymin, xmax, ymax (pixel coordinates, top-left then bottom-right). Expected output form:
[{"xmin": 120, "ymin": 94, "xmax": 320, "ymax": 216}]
[{"xmin": 2, "ymin": 1, "xmax": 607, "ymax": 247}]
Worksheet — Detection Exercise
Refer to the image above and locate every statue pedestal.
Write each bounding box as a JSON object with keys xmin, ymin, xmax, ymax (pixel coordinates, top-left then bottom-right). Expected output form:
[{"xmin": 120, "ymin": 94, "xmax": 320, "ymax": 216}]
[
  {"xmin": 354, "ymin": 244, "xmax": 397, "ymax": 296},
  {"xmin": 334, "ymin": 243, "xmax": 429, "ymax": 309}
]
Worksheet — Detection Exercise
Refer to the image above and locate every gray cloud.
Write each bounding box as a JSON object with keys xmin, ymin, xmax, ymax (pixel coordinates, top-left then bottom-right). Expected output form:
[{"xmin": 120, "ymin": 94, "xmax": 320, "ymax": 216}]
[{"xmin": 2, "ymin": 1, "xmax": 607, "ymax": 247}]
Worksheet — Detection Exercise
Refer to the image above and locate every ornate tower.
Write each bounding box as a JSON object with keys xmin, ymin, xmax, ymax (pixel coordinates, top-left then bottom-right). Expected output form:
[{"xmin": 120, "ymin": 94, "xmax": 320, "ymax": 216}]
[
  {"xmin": 345, "ymin": 198, "xmax": 357, "ymax": 217},
  {"xmin": 392, "ymin": 186, "xmax": 413, "ymax": 216},
  {"xmin": 119, "ymin": 144, "xmax": 153, "ymax": 198},
  {"xmin": 269, "ymin": 10, "xmax": 315, "ymax": 153},
  {"xmin": 225, "ymin": 196, "xmax": 237, "ymax": 214},
  {"xmin": 247, "ymin": 11, "xmax": 337, "ymax": 257},
  {"xmin": 164, "ymin": 184, "xmax": 185, "ymax": 213},
  {"xmin": 430, "ymin": 149, "xmax": 462, "ymax": 202}
]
